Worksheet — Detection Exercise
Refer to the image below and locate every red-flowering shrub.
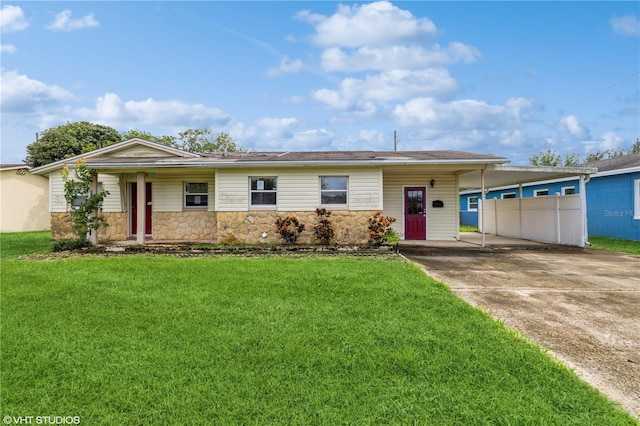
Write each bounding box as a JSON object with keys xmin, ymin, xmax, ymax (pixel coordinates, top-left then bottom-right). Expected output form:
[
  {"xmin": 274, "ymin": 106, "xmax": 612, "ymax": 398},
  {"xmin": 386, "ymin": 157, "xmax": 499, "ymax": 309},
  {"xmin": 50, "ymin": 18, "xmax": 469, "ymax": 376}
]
[
  {"xmin": 314, "ymin": 207, "xmax": 335, "ymax": 245},
  {"xmin": 275, "ymin": 214, "xmax": 305, "ymax": 245},
  {"xmin": 368, "ymin": 211, "xmax": 396, "ymax": 245}
]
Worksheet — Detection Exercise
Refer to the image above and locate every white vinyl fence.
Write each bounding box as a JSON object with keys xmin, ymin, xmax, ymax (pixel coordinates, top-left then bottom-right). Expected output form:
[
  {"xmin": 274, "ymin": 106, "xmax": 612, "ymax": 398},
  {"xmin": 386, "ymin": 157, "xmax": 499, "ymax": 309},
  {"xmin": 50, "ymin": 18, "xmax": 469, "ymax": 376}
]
[{"xmin": 479, "ymin": 194, "xmax": 585, "ymax": 246}]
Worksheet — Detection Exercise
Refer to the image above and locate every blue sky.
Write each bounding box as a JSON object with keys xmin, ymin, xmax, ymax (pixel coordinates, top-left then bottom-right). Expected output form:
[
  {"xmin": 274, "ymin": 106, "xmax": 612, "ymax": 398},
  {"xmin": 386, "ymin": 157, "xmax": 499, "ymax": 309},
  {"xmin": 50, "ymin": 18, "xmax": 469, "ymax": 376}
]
[{"xmin": 1, "ymin": 1, "xmax": 638, "ymax": 165}]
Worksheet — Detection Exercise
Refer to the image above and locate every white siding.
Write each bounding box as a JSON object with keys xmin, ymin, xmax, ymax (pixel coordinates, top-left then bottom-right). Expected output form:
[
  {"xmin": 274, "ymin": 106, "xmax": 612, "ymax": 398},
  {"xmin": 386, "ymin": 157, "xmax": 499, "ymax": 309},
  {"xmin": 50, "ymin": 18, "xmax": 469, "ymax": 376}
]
[
  {"xmin": 105, "ymin": 145, "xmax": 174, "ymax": 158},
  {"xmin": 152, "ymin": 181, "xmax": 183, "ymax": 212},
  {"xmin": 50, "ymin": 172, "xmax": 66, "ymax": 212},
  {"xmin": 348, "ymin": 168, "xmax": 382, "ymax": 210},
  {"xmin": 383, "ymin": 171, "xmax": 458, "ymax": 240},
  {"xmin": 216, "ymin": 169, "xmax": 250, "ymax": 211},
  {"xmin": 99, "ymin": 174, "xmax": 122, "ymax": 213},
  {"xmin": 215, "ymin": 167, "xmax": 382, "ymax": 212}
]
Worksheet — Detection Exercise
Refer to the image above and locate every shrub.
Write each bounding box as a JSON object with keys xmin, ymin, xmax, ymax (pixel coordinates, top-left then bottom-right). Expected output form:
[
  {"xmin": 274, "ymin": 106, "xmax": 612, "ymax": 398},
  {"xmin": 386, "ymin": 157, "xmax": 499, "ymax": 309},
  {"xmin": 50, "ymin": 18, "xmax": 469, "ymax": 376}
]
[
  {"xmin": 275, "ymin": 214, "xmax": 305, "ymax": 245},
  {"xmin": 52, "ymin": 238, "xmax": 91, "ymax": 252},
  {"xmin": 314, "ymin": 207, "xmax": 335, "ymax": 245},
  {"xmin": 383, "ymin": 228, "xmax": 401, "ymax": 245},
  {"xmin": 368, "ymin": 211, "xmax": 397, "ymax": 245}
]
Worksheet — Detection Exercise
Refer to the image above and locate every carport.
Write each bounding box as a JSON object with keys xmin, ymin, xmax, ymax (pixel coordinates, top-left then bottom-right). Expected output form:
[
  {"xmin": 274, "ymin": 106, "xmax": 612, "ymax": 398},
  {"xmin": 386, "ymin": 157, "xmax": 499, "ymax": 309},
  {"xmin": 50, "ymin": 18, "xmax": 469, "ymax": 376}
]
[{"xmin": 458, "ymin": 164, "xmax": 597, "ymax": 247}]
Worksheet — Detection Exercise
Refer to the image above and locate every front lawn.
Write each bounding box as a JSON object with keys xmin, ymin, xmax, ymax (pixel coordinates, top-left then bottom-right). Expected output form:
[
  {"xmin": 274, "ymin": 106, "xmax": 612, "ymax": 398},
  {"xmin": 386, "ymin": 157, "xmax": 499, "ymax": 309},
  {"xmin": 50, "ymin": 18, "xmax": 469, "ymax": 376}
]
[{"xmin": 0, "ymin": 234, "xmax": 634, "ymax": 424}]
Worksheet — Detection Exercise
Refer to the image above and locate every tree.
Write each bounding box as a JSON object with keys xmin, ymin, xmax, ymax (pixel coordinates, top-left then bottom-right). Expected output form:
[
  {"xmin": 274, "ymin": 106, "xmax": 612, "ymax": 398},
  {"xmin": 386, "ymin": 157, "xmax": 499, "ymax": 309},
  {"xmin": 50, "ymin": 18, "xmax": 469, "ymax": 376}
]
[
  {"xmin": 120, "ymin": 129, "xmax": 177, "ymax": 147},
  {"xmin": 529, "ymin": 149, "xmax": 581, "ymax": 167},
  {"xmin": 61, "ymin": 158, "xmax": 109, "ymax": 242},
  {"xmin": 631, "ymin": 138, "xmax": 640, "ymax": 154},
  {"xmin": 174, "ymin": 129, "xmax": 245, "ymax": 153},
  {"xmin": 25, "ymin": 122, "xmax": 121, "ymax": 167}
]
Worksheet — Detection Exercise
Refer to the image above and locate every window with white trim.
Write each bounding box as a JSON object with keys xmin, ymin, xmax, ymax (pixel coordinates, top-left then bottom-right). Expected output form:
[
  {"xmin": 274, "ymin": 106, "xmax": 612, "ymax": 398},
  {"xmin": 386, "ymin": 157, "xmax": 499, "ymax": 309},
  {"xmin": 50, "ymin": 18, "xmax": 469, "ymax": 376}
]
[
  {"xmin": 634, "ymin": 179, "xmax": 640, "ymax": 220},
  {"xmin": 534, "ymin": 189, "xmax": 549, "ymax": 197},
  {"xmin": 501, "ymin": 192, "xmax": 516, "ymax": 199},
  {"xmin": 467, "ymin": 196, "xmax": 478, "ymax": 211},
  {"xmin": 320, "ymin": 176, "xmax": 348, "ymax": 206},
  {"xmin": 250, "ymin": 177, "xmax": 277, "ymax": 208},
  {"xmin": 185, "ymin": 182, "xmax": 208, "ymax": 208},
  {"xmin": 562, "ymin": 186, "xmax": 576, "ymax": 195},
  {"xmin": 72, "ymin": 183, "xmax": 104, "ymax": 208}
]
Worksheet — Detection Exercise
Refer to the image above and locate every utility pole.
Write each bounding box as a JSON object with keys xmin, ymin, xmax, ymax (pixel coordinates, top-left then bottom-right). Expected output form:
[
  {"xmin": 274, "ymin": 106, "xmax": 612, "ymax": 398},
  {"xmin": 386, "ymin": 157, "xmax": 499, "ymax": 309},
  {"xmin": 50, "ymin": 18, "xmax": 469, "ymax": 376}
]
[{"xmin": 393, "ymin": 130, "xmax": 397, "ymax": 151}]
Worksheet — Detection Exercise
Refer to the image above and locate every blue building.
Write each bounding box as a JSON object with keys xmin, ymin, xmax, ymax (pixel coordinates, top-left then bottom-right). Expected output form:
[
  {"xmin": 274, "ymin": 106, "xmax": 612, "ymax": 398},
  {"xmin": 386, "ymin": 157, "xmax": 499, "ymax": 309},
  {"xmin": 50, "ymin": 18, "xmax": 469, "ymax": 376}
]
[{"xmin": 460, "ymin": 153, "xmax": 640, "ymax": 241}]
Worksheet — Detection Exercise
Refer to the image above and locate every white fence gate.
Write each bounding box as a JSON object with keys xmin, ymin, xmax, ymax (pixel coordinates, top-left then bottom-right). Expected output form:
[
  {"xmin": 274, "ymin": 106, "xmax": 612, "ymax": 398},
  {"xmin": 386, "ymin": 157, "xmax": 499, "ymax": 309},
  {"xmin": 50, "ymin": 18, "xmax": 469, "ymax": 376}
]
[{"xmin": 479, "ymin": 194, "xmax": 585, "ymax": 246}]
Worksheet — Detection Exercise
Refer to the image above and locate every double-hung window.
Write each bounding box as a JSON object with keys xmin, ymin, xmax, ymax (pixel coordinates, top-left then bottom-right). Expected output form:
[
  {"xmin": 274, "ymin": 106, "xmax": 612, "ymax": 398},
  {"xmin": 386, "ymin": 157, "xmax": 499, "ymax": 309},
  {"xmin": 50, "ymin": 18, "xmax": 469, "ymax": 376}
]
[
  {"xmin": 467, "ymin": 196, "xmax": 478, "ymax": 211},
  {"xmin": 320, "ymin": 176, "xmax": 348, "ymax": 206},
  {"xmin": 185, "ymin": 182, "xmax": 208, "ymax": 208},
  {"xmin": 250, "ymin": 177, "xmax": 277, "ymax": 208}
]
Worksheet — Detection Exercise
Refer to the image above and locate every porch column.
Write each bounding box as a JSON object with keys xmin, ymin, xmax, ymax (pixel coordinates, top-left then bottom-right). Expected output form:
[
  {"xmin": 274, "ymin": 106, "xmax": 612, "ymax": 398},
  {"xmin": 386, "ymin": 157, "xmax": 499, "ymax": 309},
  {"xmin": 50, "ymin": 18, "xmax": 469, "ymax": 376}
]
[
  {"xmin": 136, "ymin": 172, "xmax": 146, "ymax": 245},
  {"xmin": 88, "ymin": 173, "xmax": 99, "ymax": 245}
]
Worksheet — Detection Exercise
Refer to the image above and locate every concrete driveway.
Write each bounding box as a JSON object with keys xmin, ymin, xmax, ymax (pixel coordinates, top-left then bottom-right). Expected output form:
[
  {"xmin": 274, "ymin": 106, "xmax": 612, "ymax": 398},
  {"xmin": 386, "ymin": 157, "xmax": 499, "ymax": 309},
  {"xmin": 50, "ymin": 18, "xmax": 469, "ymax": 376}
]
[{"xmin": 400, "ymin": 239, "xmax": 640, "ymax": 418}]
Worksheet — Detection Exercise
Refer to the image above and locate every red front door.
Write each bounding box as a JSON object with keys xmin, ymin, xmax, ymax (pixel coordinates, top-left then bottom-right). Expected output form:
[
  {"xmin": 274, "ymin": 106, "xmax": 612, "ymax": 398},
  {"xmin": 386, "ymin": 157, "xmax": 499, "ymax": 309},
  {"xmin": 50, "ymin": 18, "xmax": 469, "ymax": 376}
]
[
  {"xmin": 404, "ymin": 187, "xmax": 426, "ymax": 240},
  {"xmin": 131, "ymin": 182, "xmax": 152, "ymax": 235}
]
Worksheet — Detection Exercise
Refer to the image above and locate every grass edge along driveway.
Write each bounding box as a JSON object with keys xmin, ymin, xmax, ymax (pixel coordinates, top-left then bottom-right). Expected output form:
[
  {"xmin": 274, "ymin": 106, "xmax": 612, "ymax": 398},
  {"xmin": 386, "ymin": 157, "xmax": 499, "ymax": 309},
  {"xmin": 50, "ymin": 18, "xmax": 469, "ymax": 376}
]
[{"xmin": 1, "ymin": 232, "xmax": 636, "ymax": 424}]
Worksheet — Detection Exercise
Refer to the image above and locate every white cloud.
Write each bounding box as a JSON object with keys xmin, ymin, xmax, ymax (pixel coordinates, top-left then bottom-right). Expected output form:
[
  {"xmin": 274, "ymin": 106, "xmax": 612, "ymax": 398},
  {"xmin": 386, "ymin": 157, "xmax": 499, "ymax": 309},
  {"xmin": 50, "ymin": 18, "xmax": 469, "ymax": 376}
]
[
  {"xmin": 267, "ymin": 56, "xmax": 304, "ymax": 77},
  {"xmin": 584, "ymin": 131, "xmax": 624, "ymax": 153},
  {"xmin": 75, "ymin": 93, "xmax": 231, "ymax": 128},
  {"xmin": 1, "ymin": 44, "xmax": 16, "ymax": 54},
  {"xmin": 0, "ymin": 5, "xmax": 29, "ymax": 33},
  {"xmin": 47, "ymin": 9, "xmax": 99, "ymax": 32},
  {"xmin": 313, "ymin": 68, "xmax": 459, "ymax": 112},
  {"xmin": 610, "ymin": 14, "xmax": 640, "ymax": 36},
  {"xmin": 0, "ymin": 68, "xmax": 74, "ymax": 112},
  {"xmin": 230, "ymin": 117, "xmax": 335, "ymax": 151},
  {"xmin": 320, "ymin": 42, "xmax": 481, "ymax": 72},
  {"xmin": 392, "ymin": 96, "xmax": 537, "ymax": 132},
  {"xmin": 299, "ymin": 1, "xmax": 436, "ymax": 48},
  {"xmin": 559, "ymin": 114, "xmax": 589, "ymax": 139}
]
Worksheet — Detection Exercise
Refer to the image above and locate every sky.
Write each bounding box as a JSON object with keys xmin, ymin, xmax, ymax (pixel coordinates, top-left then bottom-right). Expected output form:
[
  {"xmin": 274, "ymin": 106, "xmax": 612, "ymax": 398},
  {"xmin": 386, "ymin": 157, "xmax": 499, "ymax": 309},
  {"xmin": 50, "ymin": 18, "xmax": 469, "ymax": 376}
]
[{"xmin": 1, "ymin": 1, "xmax": 638, "ymax": 165}]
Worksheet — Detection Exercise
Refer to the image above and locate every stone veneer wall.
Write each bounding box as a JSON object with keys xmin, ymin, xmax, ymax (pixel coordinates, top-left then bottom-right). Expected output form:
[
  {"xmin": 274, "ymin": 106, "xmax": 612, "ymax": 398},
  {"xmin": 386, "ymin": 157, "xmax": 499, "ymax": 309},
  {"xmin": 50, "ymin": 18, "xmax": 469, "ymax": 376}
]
[
  {"xmin": 154, "ymin": 211, "xmax": 216, "ymax": 241},
  {"xmin": 53, "ymin": 210, "xmax": 376, "ymax": 244},
  {"xmin": 99, "ymin": 212, "xmax": 127, "ymax": 241},
  {"xmin": 52, "ymin": 212, "xmax": 127, "ymax": 241},
  {"xmin": 215, "ymin": 210, "xmax": 375, "ymax": 245},
  {"xmin": 51, "ymin": 212, "xmax": 75, "ymax": 239}
]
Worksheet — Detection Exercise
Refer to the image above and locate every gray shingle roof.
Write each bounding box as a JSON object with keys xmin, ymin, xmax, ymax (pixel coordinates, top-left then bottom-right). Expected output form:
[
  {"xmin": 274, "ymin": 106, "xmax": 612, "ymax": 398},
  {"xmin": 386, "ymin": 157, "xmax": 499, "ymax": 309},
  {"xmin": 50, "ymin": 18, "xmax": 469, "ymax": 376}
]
[{"xmin": 584, "ymin": 153, "xmax": 640, "ymax": 172}]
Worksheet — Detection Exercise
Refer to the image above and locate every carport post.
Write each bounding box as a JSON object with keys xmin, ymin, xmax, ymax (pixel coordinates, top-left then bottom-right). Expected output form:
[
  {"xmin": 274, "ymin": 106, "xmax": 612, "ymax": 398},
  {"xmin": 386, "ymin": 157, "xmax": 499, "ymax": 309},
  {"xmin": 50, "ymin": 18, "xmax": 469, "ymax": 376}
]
[
  {"xmin": 579, "ymin": 174, "xmax": 588, "ymax": 247},
  {"xmin": 481, "ymin": 168, "xmax": 486, "ymax": 247}
]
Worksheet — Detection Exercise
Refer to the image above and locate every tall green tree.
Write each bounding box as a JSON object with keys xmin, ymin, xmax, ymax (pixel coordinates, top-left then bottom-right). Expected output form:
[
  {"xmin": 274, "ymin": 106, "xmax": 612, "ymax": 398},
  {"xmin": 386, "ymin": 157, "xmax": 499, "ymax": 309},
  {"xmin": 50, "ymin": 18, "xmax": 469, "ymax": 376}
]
[
  {"xmin": 120, "ymin": 129, "xmax": 177, "ymax": 147},
  {"xmin": 25, "ymin": 122, "xmax": 121, "ymax": 167},
  {"xmin": 174, "ymin": 129, "xmax": 245, "ymax": 153}
]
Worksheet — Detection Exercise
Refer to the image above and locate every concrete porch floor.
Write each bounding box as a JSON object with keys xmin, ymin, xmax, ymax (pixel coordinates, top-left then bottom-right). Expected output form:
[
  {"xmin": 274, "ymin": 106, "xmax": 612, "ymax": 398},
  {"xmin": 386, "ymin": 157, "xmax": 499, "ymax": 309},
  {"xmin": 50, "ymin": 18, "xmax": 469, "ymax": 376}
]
[{"xmin": 399, "ymin": 232, "xmax": 551, "ymax": 249}]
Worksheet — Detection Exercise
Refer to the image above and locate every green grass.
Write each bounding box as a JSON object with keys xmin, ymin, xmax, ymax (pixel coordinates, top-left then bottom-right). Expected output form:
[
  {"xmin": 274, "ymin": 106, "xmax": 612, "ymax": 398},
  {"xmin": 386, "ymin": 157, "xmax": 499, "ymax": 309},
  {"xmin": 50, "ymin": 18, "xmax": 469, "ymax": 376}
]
[
  {"xmin": 460, "ymin": 224, "xmax": 479, "ymax": 232},
  {"xmin": 0, "ymin": 231, "xmax": 52, "ymax": 260},
  {"xmin": 1, "ymin": 233, "xmax": 636, "ymax": 424},
  {"xmin": 588, "ymin": 235, "xmax": 640, "ymax": 255}
]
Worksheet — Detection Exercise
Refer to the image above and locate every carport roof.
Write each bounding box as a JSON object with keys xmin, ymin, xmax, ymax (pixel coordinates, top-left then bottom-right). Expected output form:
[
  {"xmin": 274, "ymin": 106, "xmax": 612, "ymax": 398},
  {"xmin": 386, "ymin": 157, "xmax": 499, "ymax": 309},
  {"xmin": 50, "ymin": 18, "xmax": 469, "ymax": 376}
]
[{"xmin": 458, "ymin": 164, "xmax": 597, "ymax": 190}]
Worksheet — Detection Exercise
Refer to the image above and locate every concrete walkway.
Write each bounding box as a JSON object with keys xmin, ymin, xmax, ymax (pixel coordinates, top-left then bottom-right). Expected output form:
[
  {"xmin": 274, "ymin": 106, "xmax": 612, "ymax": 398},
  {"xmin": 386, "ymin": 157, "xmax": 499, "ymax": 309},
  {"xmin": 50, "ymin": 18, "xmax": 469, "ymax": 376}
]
[{"xmin": 400, "ymin": 241, "xmax": 640, "ymax": 418}]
